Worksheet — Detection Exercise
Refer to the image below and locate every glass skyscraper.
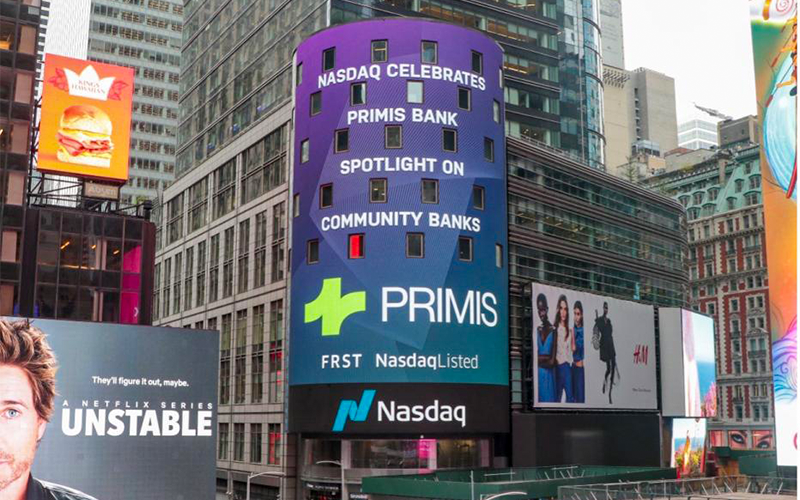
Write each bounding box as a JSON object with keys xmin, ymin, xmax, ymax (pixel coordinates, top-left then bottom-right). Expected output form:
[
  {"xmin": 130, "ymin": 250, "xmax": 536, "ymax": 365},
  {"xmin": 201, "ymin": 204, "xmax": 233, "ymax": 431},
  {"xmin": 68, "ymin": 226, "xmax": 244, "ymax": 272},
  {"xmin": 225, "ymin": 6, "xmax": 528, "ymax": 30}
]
[{"xmin": 87, "ymin": 0, "xmax": 183, "ymax": 205}]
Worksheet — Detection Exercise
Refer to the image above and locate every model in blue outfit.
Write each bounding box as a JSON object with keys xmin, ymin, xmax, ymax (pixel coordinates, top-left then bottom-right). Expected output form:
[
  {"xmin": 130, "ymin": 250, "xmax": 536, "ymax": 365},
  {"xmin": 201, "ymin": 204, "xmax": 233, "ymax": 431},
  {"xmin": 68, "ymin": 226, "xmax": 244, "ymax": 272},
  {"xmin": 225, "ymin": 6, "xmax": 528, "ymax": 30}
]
[
  {"xmin": 554, "ymin": 295, "xmax": 574, "ymax": 403},
  {"xmin": 536, "ymin": 293, "xmax": 556, "ymax": 402},
  {"xmin": 572, "ymin": 300, "xmax": 585, "ymax": 403}
]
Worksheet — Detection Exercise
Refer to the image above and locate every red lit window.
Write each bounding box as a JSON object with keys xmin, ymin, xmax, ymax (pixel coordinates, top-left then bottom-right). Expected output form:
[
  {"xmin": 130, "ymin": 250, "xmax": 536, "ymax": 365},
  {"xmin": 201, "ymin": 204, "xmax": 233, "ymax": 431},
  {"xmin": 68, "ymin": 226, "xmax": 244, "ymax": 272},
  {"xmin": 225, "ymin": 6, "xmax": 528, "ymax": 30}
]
[{"xmin": 349, "ymin": 234, "xmax": 364, "ymax": 259}]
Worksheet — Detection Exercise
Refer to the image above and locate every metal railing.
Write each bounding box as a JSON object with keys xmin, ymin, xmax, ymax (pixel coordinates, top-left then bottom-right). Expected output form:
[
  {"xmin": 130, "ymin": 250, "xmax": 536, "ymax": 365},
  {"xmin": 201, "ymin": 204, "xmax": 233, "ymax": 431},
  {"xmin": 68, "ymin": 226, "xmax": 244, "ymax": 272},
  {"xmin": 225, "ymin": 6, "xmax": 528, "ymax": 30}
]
[{"xmin": 558, "ymin": 475, "xmax": 796, "ymax": 500}]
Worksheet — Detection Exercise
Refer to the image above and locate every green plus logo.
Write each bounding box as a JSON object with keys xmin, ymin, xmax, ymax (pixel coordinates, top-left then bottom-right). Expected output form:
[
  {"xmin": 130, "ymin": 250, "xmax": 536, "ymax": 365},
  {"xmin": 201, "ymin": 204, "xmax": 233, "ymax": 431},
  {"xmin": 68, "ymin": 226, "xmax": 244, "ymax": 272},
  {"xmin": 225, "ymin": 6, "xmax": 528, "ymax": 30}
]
[{"xmin": 304, "ymin": 277, "xmax": 366, "ymax": 336}]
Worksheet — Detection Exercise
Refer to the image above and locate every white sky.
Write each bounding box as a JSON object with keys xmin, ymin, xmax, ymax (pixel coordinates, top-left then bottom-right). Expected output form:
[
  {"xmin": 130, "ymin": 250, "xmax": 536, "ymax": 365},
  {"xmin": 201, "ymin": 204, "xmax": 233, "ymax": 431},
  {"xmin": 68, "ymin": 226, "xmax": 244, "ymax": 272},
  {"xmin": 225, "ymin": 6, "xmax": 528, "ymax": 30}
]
[{"xmin": 621, "ymin": 0, "xmax": 758, "ymax": 124}]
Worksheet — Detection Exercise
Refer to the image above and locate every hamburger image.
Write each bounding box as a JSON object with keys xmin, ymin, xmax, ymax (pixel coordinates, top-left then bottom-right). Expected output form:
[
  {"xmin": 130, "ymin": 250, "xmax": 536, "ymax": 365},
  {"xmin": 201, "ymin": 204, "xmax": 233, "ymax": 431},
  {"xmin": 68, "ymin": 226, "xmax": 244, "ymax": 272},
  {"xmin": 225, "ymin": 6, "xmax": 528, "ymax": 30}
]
[{"xmin": 56, "ymin": 104, "xmax": 114, "ymax": 167}]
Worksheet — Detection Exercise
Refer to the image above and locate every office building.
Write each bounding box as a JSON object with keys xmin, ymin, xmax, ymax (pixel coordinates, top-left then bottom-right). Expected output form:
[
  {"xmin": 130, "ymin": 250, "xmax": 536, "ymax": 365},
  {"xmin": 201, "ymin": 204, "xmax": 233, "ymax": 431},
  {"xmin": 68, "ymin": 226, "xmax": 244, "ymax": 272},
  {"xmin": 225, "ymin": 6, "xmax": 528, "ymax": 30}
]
[
  {"xmin": 599, "ymin": 0, "xmax": 624, "ymax": 68},
  {"xmin": 155, "ymin": 4, "xmax": 683, "ymax": 498},
  {"xmin": 643, "ymin": 143, "xmax": 774, "ymax": 448},
  {"xmin": 0, "ymin": 0, "xmax": 45, "ymax": 314},
  {"xmin": 86, "ymin": 0, "xmax": 182, "ymax": 205},
  {"xmin": 603, "ymin": 67, "xmax": 678, "ymax": 172},
  {"xmin": 718, "ymin": 115, "xmax": 760, "ymax": 150},
  {"xmin": 678, "ymin": 119, "xmax": 719, "ymax": 150}
]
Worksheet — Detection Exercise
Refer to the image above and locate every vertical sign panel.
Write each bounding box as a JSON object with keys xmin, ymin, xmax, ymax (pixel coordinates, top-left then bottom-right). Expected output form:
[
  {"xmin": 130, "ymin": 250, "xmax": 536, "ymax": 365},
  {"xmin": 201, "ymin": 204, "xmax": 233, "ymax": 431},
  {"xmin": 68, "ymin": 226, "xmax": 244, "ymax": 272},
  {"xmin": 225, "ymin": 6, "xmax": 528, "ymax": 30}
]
[
  {"xmin": 749, "ymin": 1, "xmax": 797, "ymax": 466},
  {"xmin": 289, "ymin": 19, "xmax": 508, "ymax": 434}
]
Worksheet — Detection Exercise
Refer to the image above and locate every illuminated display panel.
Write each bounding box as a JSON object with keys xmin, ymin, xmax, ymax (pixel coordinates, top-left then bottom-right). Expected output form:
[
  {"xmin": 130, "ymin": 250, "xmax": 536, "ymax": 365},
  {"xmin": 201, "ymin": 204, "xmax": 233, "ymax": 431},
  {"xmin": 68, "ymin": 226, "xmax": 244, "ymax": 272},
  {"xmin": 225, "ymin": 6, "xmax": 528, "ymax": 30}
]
[
  {"xmin": 38, "ymin": 54, "xmax": 134, "ymax": 183},
  {"xmin": 531, "ymin": 283, "xmax": 657, "ymax": 410},
  {"xmin": 289, "ymin": 19, "xmax": 508, "ymax": 434},
  {"xmin": 750, "ymin": 1, "xmax": 797, "ymax": 466}
]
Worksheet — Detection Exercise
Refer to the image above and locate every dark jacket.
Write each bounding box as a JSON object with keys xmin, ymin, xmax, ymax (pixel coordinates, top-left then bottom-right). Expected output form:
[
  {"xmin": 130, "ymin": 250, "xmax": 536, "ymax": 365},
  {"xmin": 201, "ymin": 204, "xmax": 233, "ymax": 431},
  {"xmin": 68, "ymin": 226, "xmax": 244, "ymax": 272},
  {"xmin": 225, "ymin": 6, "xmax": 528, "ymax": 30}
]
[{"xmin": 25, "ymin": 476, "xmax": 98, "ymax": 500}]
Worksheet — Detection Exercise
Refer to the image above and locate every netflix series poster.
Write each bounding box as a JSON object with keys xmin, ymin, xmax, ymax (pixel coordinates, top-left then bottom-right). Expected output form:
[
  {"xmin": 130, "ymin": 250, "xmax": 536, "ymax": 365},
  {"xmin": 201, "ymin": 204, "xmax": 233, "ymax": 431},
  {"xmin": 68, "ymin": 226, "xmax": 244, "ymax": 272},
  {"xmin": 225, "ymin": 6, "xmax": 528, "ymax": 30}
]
[{"xmin": 1, "ymin": 318, "xmax": 218, "ymax": 499}]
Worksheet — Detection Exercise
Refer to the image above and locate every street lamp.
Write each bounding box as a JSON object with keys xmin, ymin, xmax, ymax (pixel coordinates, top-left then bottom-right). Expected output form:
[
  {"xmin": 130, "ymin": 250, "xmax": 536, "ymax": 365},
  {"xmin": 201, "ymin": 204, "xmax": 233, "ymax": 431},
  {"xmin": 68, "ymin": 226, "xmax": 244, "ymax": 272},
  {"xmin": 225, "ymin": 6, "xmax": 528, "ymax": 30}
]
[
  {"xmin": 316, "ymin": 460, "xmax": 347, "ymax": 500},
  {"xmin": 246, "ymin": 471, "xmax": 282, "ymax": 500}
]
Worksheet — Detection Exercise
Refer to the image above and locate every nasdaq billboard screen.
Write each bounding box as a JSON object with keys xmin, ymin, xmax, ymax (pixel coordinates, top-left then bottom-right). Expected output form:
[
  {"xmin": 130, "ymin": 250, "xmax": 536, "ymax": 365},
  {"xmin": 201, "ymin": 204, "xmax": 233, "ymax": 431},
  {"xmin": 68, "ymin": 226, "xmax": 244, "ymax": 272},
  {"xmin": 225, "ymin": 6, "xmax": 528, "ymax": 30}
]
[{"xmin": 289, "ymin": 19, "xmax": 508, "ymax": 434}]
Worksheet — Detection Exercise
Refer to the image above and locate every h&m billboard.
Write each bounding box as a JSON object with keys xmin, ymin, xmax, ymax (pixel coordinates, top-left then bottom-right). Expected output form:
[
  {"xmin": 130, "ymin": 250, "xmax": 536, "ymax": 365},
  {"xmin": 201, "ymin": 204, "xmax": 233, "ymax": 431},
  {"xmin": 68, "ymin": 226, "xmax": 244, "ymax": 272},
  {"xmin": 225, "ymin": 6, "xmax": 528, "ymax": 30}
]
[
  {"xmin": 288, "ymin": 19, "xmax": 508, "ymax": 434},
  {"xmin": 531, "ymin": 283, "xmax": 657, "ymax": 410},
  {"xmin": 0, "ymin": 318, "xmax": 217, "ymax": 499},
  {"xmin": 37, "ymin": 54, "xmax": 134, "ymax": 183}
]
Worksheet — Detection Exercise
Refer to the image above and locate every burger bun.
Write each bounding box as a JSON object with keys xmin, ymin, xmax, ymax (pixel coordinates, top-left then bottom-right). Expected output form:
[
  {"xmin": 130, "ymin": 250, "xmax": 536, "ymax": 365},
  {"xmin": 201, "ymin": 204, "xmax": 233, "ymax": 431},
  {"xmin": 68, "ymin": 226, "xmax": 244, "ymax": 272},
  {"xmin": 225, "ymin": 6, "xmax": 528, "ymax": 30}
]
[{"xmin": 59, "ymin": 105, "xmax": 113, "ymax": 136}]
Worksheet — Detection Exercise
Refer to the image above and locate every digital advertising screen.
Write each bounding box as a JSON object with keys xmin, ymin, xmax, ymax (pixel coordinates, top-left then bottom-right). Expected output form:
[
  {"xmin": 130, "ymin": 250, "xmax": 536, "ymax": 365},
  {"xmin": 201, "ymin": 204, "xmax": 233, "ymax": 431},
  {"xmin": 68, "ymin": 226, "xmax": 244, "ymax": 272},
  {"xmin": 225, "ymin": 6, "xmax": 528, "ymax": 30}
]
[
  {"xmin": 289, "ymin": 19, "xmax": 509, "ymax": 434},
  {"xmin": 531, "ymin": 283, "xmax": 657, "ymax": 410},
  {"xmin": 38, "ymin": 54, "xmax": 134, "ymax": 183},
  {"xmin": 670, "ymin": 418, "xmax": 707, "ymax": 477},
  {"xmin": 660, "ymin": 308, "xmax": 717, "ymax": 418},
  {"xmin": 0, "ymin": 318, "xmax": 218, "ymax": 499},
  {"xmin": 750, "ymin": 0, "xmax": 797, "ymax": 466}
]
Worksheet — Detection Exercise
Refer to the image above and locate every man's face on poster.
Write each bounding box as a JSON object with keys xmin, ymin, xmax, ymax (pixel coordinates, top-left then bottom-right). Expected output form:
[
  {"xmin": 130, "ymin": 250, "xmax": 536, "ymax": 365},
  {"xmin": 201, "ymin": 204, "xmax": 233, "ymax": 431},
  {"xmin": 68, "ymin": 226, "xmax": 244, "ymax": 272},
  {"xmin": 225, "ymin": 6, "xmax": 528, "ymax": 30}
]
[{"xmin": 0, "ymin": 364, "xmax": 47, "ymax": 492}]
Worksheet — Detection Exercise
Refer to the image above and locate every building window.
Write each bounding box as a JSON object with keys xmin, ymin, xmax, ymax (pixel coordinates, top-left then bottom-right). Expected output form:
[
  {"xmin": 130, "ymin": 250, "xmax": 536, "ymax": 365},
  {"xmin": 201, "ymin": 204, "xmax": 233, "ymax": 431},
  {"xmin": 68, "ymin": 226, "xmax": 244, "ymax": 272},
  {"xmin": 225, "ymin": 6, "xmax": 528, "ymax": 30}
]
[
  {"xmin": 310, "ymin": 91, "xmax": 322, "ymax": 116},
  {"xmin": 296, "ymin": 63, "xmax": 303, "ymax": 86},
  {"xmin": 749, "ymin": 175, "xmax": 761, "ymax": 189},
  {"xmin": 458, "ymin": 236, "xmax": 473, "ymax": 261},
  {"xmin": 745, "ymin": 193, "xmax": 759, "ymax": 206},
  {"xmin": 271, "ymin": 203, "xmax": 286, "ymax": 283},
  {"xmin": 406, "ymin": 233, "xmax": 424, "ymax": 258},
  {"xmin": 728, "ymin": 258, "xmax": 736, "ymax": 273},
  {"xmin": 250, "ymin": 423, "xmax": 262, "ymax": 463},
  {"xmin": 484, "ymin": 138, "xmax": 494, "ymax": 162},
  {"xmin": 458, "ymin": 87, "xmax": 471, "ymax": 110},
  {"xmin": 307, "ymin": 239, "xmax": 319, "ymax": 264},
  {"xmin": 371, "ymin": 40, "xmax": 388, "ymax": 63},
  {"xmin": 496, "ymin": 244, "xmax": 503, "ymax": 268},
  {"xmin": 300, "ymin": 139, "xmax": 309, "ymax": 163},
  {"xmin": 237, "ymin": 220, "xmax": 250, "ymax": 294},
  {"xmin": 335, "ymin": 129, "xmax": 349, "ymax": 153},
  {"xmin": 421, "ymin": 179, "xmax": 438, "ymax": 204},
  {"xmin": 443, "ymin": 129, "xmax": 457, "ymax": 152},
  {"xmin": 348, "ymin": 234, "xmax": 364, "ymax": 259},
  {"xmin": 218, "ymin": 423, "xmax": 229, "ymax": 459},
  {"xmin": 727, "ymin": 197, "xmax": 736, "ymax": 210},
  {"xmin": 407, "ymin": 81, "xmax": 423, "ymax": 103},
  {"xmin": 320, "ymin": 184, "xmax": 333, "ymax": 208},
  {"xmin": 733, "ymin": 339, "xmax": 740, "ymax": 353},
  {"xmin": 385, "ymin": 125, "xmax": 402, "ymax": 148},
  {"xmin": 223, "ymin": 228, "xmax": 234, "ymax": 298},
  {"xmin": 370, "ymin": 178, "xmax": 387, "ymax": 203},
  {"xmin": 267, "ymin": 424, "xmax": 281, "ymax": 465},
  {"xmin": 421, "ymin": 41, "xmax": 437, "ymax": 64},
  {"xmin": 731, "ymin": 298, "xmax": 739, "ymax": 311},
  {"xmin": 233, "ymin": 423, "xmax": 244, "ymax": 461},
  {"xmin": 293, "ymin": 194, "xmax": 300, "ymax": 217},
  {"xmin": 708, "ymin": 303, "xmax": 715, "ymax": 315},
  {"xmin": 473, "ymin": 185, "xmax": 485, "ymax": 210},
  {"xmin": 471, "ymin": 50, "xmax": 483, "ymax": 74},
  {"xmin": 493, "ymin": 100, "xmax": 501, "ymax": 123},
  {"xmin": 323, "ymin": 47, "xmax": 335, "ymax": 71},
  {"xmin": 351, "ymin": 82, "xmax": 366, "ymax": 106},
  {"xmin": 251, "ymin": 305, "xmax": 264, "ymax": 403},
  {"xmin": 734, "ymin": 361, "xmax": 741, "ymax": 374}
]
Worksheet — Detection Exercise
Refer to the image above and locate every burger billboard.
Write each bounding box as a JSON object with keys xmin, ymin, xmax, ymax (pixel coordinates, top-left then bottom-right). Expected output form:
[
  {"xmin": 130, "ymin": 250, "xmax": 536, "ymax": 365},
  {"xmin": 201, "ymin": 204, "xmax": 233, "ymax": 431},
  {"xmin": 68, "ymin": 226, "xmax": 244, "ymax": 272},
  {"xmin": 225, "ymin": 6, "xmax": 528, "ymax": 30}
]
[{"xmin": 37, "ymin": 54, "xmax": 134, "ymax": 183}]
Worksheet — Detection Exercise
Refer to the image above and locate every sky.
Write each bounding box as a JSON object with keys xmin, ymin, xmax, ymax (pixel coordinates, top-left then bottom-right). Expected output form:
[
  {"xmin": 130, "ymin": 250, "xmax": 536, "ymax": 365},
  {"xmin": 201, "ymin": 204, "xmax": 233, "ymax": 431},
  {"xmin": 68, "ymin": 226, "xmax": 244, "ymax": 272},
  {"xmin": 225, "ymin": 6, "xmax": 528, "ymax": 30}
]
[{"xmin": 621, "ymin": 0, "xmax": 758, "ymax": 124}]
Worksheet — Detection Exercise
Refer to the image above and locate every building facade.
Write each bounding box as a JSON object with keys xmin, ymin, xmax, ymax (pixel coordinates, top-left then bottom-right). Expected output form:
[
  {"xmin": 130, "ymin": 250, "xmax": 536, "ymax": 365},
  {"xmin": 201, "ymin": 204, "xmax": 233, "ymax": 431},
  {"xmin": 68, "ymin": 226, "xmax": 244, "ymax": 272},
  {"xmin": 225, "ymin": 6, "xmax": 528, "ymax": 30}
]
[
  {"xmin": 603, "ymin": 66, "xmax": 679, "ymax": 173},
  {"xmin": 155, "ymin": 3, "xmax": 692, "ymax": 498},
  {"xmin": 643, "ymin": 144, "xmax": 774, "ymax": 449},
  {"xmin": 678, "ymin": 119, "xmax": 719, "ymax": 151},
  {"xmin": 87, "ymin": 0, "xmax": 182, "ymax": 205},
  {"xmin": 598, "ymin": 0, "xmax": 624, "ymax": 69},
  {"xmin": 0, "ymin": 0, "xmax": 45, "ymax": 315}
]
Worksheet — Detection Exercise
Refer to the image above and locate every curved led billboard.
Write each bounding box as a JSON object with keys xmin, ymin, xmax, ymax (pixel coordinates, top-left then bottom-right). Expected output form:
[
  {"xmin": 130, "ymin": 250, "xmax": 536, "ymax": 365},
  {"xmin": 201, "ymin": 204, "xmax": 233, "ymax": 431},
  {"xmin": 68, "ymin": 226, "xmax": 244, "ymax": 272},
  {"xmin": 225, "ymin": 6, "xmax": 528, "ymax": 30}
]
[{"xmin": 289, "ymin": 19, "xmax": 508, "ymax": 434}]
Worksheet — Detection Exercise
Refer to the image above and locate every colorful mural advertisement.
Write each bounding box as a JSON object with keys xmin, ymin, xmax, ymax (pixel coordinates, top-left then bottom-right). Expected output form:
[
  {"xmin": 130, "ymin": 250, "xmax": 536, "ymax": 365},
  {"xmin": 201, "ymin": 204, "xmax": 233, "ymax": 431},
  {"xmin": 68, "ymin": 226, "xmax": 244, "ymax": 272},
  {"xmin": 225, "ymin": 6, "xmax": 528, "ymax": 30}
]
[
  {"xmin": 671, "ymin": 418, "xmax": 707, "ymax": 477},
  {"xmin": 750, "ymin": 0, "xmax": 797, "ymax": 466}
]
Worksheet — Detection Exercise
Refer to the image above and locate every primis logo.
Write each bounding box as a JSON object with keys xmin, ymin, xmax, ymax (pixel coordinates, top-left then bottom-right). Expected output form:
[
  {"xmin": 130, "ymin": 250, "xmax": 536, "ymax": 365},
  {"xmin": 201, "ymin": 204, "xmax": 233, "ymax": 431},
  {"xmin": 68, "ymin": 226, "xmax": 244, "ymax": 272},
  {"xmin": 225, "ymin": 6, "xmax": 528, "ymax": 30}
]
[
  {"xmin": 304, "ymin": 277, "xmax": 366, "ymax": 336},
  {"xmin": 332, "ymin": 390, "xmax": 375, "ymax": 432}
]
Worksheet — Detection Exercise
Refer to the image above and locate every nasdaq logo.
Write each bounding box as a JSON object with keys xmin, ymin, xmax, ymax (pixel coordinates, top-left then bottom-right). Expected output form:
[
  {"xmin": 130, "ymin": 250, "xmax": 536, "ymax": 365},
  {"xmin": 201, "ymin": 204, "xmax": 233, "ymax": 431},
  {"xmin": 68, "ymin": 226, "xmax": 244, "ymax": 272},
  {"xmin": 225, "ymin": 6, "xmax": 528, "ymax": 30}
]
[
  {"xmin": 332, "ymin": 390, "xmax": 376, "ymax": 432},
  {"xmin": 304, "ymin": 277, "xmax": 366, "ymax": 336}
]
